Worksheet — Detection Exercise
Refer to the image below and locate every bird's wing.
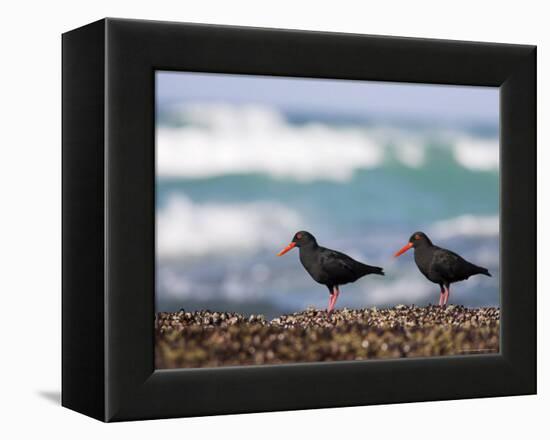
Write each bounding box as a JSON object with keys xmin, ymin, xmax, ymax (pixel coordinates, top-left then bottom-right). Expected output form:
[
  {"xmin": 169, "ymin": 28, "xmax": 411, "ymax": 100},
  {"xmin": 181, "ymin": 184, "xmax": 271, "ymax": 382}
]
[
  {"xmin": 318, "ymin": 248, "xmax": 360, "ymax": 279},
  {"xmin": 431, "ymin": 247, "xmax": 469, "ymax": 281}
]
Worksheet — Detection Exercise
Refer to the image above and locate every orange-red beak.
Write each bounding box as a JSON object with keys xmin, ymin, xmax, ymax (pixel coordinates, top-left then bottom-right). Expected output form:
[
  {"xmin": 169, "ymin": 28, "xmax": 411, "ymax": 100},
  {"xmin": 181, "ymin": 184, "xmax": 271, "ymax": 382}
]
[
  {"xmin": 394, "ymin": 242, "xmax": 413, "ymax": 257},
  {"xmin": 277, "ymin": 242, "xmax": 296, "ymax": 256}
]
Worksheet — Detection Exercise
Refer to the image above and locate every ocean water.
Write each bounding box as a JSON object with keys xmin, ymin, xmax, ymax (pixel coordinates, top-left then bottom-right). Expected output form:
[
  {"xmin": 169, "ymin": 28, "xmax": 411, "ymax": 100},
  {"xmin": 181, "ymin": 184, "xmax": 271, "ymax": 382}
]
[{"xmin": 155, "ymin": 103, "xmax": 499, "ymax": 318}]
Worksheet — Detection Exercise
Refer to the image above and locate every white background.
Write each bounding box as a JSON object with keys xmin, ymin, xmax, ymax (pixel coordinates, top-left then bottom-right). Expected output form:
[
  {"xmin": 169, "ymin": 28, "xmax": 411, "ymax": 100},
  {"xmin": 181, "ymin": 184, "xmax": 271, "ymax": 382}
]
[{"xmin": 1, "ymin": 0, "xmax": 546, "ymax": 437}]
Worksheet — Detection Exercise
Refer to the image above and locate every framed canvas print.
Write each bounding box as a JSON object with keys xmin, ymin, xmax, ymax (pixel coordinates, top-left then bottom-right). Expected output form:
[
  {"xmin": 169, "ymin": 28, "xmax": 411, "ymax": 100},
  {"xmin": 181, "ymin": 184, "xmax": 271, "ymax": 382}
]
[{"xmin": 62, "ymin": 18, "xmax": 536, "ymax": 422}]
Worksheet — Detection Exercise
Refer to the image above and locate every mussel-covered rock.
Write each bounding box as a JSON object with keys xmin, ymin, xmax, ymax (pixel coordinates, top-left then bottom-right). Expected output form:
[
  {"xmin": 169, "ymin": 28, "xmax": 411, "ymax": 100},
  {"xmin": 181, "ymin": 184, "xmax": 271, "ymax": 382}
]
[{"xmin": 155, "ymin": 306, "xmax": 500, "ymax": 369}]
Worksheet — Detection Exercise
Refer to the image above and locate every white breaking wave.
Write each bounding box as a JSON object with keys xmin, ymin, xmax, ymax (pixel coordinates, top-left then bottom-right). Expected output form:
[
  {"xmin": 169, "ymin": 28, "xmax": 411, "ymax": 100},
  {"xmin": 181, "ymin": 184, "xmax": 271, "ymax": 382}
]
[
  {"xmin": 157, "ymin": 103, "xmax": 498, "ymax": 181},
  {"xmin": 157, "ymin": 104, "xmax": 382, "ymax": 182},
  {"xmin": 453, "ymin": 137, "xmax": 499, "ymax": 171},
  {"xmin": 157, "ymin": 194, "xmax": 302, "ymax": 259},
  {"xmin": 393, "ymin": 140, "xmax": 426, "ymax": 168},
  {"xmin": 431, "ymin": 214, "xmax": 499, "ymax": 240}
]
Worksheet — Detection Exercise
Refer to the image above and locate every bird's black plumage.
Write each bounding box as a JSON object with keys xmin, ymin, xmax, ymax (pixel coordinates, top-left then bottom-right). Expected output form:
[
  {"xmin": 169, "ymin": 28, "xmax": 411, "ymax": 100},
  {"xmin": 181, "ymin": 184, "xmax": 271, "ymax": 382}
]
[
  {"xmin": 297, "ymin": 233, "xmax": 384, "ymax": 285},
  {"xmin": 395, "ymin": 231, "xmax": 490, "ymax": 306},
  {"xmin": 278, "ymin": 231, "xmax": 384, "ymax": 313}
]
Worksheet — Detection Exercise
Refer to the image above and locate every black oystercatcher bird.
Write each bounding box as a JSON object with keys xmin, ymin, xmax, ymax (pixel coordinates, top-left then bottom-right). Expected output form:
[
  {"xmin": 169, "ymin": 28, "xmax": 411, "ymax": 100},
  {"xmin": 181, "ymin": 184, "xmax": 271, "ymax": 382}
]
[
  {"xmin": 394, "ymin": 232, "xmax": 491, "ymax": 306},
  {"xmin": 277, "ymin": 231, "xmax": 384, "ymax": 314}
]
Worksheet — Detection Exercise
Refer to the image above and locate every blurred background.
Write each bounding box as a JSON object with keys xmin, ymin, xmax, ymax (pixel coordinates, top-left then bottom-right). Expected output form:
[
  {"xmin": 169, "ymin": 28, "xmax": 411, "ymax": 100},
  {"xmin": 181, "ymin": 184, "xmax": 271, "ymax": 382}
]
[{"xmin": 156, "ymin": 71, "xmax": 499, "ymax": 318}]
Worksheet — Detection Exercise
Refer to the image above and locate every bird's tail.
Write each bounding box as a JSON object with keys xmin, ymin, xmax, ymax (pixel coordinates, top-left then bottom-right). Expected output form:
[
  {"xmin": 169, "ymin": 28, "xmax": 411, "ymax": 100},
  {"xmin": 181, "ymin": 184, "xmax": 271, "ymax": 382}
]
[{"xmin": 363, "ymin": 264, "xmax": 385, "ymax": 276}]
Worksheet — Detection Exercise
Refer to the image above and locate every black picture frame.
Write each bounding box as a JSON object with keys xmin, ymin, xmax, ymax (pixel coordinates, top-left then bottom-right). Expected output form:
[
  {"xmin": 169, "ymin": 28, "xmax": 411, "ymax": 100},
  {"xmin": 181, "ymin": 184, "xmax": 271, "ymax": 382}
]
[{"xmin": 62, "ymin": 18, "xmax": 536, "ymax": 422}]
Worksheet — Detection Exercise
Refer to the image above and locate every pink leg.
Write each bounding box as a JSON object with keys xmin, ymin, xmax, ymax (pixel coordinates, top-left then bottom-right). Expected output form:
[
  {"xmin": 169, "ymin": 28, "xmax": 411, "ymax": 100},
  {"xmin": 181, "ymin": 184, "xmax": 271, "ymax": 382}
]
[
  {"xmin": 327, "ymin": 286, "xmax": 339, "ymax": 314},
  {"xmin": 332, "ymin": 286, "xmax": 340, "ymax": 311},
  {"xmin": 438, "ymin": 290, "xmax": 444, "ymax": 306},
  {"xmin": 327, "ymin": 293, "xmax": 335, "ymax": 313},
  {"xmin": 443, "ymin": 286, "xmax": 450, "ymax": 306}
]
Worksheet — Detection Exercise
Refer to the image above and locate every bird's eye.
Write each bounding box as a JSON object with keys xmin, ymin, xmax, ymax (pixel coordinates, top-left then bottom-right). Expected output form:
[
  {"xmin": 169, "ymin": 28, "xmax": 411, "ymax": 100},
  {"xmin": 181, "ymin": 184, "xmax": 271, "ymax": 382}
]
[
  {"xmin": 296, "ymin": 233, "xmax": 302, "ymax": 240},
  {"xmin": 415, "ymin": 234, "xmax": 420, "ymax": 240}
]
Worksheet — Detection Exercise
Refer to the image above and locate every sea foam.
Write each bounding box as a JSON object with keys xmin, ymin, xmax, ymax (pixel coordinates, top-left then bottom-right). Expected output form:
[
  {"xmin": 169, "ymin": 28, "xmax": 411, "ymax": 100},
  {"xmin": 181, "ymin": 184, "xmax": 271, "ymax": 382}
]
[
  {"xmin": 157, "ymin": 194, "xmax": 302, "ymax": 259},
  {"xmin": 431, "ymin": 214, "xmax": 499, "ymax": 239},
  {"xmin": 157, "ymin": 103, "xmax": 498, "ymax": 182}
]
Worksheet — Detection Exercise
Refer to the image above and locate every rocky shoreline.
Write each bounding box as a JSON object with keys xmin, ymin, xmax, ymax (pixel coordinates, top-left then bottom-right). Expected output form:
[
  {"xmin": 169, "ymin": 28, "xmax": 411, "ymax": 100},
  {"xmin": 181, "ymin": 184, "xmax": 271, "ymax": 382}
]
[{"xmin": 155, "ymin": 305, "xmax": 499, "ymax": 369}]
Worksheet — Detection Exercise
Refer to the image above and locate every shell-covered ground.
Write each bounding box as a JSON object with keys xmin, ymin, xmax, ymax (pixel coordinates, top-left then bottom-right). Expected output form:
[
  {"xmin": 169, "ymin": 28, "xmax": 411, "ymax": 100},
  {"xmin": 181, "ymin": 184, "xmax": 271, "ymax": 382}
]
[{"xmin": 155, "ymin": 305, "xmax": 500, "ymax": 369}]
